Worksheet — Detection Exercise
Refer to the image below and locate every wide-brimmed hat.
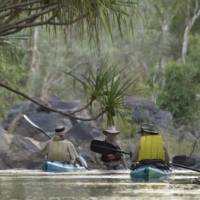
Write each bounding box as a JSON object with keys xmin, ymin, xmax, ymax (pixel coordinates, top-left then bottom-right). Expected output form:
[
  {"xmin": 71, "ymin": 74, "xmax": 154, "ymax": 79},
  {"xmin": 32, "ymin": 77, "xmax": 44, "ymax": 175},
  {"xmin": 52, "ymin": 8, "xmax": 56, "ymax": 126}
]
[
  {"xmin": 55, "ymin": 125, "xmax": 65, "ymax": 134},
  {"xmin": 139, "ymin": 123, "xmax": 159, "ymax": 134},
  {"xmin": 102, "ymin": 126, "xmax": 120, "ymax": 135}
]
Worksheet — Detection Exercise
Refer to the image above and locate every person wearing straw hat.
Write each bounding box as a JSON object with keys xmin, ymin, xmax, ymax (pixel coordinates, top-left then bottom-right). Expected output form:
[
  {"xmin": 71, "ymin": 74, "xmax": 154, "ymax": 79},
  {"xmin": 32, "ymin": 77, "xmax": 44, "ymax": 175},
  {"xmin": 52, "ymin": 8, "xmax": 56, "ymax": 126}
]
[
  {"xmin": 44, "ymin": 125, "xmax": 87, "ymax": 168},
  {"xmin": 131, "ymin": 123, "xmax": 170, "ymax": 170},
  {"xmin": 100, "ymin": 126, "xmax": 127, "ymax": 170}
]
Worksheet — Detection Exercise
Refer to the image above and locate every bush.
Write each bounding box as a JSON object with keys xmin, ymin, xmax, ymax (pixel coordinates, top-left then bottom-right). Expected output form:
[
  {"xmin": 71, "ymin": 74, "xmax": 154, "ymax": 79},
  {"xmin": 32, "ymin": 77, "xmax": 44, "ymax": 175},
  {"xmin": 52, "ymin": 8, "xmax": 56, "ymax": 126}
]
[{"xmin": 158, "ymin": 62, "xmax": 199, "ymax": 124}]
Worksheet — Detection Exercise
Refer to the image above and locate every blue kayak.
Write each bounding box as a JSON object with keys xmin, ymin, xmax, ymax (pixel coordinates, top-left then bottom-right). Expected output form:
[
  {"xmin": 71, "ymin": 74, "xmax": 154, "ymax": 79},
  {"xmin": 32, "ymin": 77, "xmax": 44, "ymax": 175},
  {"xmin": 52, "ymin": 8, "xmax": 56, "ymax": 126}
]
[
  {"xmin": 42, "ymin": 161, "xmax": 86, "ymax": 172},
  {"xmin": 130, "ymin": 165, "xmax": 171, "ymax": 181}
]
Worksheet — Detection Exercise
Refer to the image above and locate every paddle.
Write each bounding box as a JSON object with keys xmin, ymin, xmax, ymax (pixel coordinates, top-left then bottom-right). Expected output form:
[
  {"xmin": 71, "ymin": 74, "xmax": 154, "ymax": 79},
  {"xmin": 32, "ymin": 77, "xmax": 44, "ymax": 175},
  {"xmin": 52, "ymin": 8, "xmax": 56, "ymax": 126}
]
[
  {"xmin": 23, "ymin": 114, "xmax": 51, "ymax": 139},
  {"xmin": 23, "ymin": 114, "xmax": 88, "ymax": 169},
  {"xmin": 171, "ymin": 162, "xmax": 200, "ymax": 173},
  {"xmin": 90, "ymin": 140, "xmax": 132, "ymax": 157}
]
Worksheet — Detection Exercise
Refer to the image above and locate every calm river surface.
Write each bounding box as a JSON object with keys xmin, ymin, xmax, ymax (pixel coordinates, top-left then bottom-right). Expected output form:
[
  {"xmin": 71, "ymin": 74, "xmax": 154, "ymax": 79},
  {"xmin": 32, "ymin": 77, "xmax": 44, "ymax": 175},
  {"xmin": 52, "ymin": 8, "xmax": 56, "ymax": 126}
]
[{"xmin": 0, "ymin": 169, "xmax": 200, "ymax": 200}]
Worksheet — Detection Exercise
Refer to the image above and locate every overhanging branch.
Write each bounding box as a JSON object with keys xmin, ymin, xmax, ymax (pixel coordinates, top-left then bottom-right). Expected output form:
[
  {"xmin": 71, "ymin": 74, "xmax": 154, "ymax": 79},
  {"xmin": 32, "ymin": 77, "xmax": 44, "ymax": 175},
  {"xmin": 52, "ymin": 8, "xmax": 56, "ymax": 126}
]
[{"xmin": 0, "ymin": 82, "xmax": 105, "ymax": 121}]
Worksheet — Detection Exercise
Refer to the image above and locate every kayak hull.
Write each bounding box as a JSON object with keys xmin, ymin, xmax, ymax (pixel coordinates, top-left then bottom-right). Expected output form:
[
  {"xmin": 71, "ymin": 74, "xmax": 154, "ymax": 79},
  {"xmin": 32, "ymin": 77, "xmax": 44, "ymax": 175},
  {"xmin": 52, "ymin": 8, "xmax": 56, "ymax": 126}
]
[
  {"xmin": 42, "ymin": 161, "xmax": 85, "ymax": 172},
  {"xmin": 130, "ymin": 165, "xmax": 171, "ymax": 181}
]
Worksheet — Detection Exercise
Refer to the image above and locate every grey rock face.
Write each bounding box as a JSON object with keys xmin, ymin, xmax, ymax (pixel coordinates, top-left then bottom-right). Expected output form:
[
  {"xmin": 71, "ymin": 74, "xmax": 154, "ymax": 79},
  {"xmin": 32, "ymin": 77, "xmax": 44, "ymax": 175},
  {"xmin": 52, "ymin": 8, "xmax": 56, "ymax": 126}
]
[
  {"xmin": 125, "ymin": 96, "xmax": 173, "ymax": 132},
  {"xmin": 0, "ymin": 97, "xmax": 101, "ymax": 169}
]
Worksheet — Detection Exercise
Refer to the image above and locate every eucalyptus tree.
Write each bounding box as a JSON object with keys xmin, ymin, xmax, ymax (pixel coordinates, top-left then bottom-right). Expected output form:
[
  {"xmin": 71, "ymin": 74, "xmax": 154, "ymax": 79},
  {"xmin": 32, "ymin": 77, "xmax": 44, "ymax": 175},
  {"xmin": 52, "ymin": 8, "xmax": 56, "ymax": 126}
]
[
  {"xmin": 181, "ymin": 0, "xmax": 200, "ymax": 63},
  {"xmin": 129, "ymin": 0, "xmax": 200, "ymax": 102}
]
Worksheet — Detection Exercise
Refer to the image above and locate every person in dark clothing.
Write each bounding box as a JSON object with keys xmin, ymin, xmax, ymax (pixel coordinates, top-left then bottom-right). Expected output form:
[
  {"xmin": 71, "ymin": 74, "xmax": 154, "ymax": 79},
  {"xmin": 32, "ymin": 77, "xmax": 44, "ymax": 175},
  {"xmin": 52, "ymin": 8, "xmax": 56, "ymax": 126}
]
[{"xmin": 101, "ymin": 126, "xmax": 127, "ymax": 170}]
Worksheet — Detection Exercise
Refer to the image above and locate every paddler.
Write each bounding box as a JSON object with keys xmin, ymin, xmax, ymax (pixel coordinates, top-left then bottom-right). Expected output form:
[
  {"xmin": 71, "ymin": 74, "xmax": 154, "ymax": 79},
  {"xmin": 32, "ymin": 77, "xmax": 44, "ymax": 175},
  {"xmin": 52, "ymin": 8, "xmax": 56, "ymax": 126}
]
[
  {"xmin": 100, "ymin": 126, "xmax": 127, "ymax": 170},
  {"xmin": 43, "ymin": 125, "xmax": 87, "ymax": 168},
  {"xmin": 131, "ymin": 123, "xmax": 170, "ymax": 170}
]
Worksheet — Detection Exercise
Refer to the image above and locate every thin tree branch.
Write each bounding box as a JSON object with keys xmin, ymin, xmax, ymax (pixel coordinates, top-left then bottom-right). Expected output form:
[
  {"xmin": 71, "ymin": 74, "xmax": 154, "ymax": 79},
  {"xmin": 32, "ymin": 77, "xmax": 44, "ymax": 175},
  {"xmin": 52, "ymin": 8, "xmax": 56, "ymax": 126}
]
[
  {"xmin": 48, "ymin": 13, "xmax": 89, "ymax": 25},
  {"xmin": 0, "ymin": 10, "xmax": 11, "ymax": 19},
  {"xmin": 70, "ymin": 99, "xmax": 94, "ymax": 114},
  {"xmin": 0, "ymin": 0, "xmax": 42, "ymax": 12},
  {"xmin": 0, "ymin": 8, "xmax": 88, "ymax": 37},
  {"xmin": 0, "ymin": 4, "xmax": 57, "ymax": 30},
  {"xmin": 0, "ymin": 82, "xmax": 105, "ymax": 121}
]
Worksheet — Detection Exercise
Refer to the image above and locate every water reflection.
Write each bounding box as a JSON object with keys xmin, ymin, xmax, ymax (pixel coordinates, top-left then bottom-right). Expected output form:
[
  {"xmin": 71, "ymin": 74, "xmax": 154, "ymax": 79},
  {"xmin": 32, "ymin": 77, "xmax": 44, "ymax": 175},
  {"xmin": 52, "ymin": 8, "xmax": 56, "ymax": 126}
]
[{"xmin": 0, "ymin": 170, "xmax": 199, "ymax": 200}]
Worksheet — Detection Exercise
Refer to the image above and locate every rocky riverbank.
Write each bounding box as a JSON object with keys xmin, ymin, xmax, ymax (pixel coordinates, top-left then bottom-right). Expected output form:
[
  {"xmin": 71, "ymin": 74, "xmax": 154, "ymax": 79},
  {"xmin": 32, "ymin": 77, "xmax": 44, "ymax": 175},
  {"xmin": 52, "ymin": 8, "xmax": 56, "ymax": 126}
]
[{"xmin": 0, "ymin": 96, "xmax": 199, "ymax": 170}]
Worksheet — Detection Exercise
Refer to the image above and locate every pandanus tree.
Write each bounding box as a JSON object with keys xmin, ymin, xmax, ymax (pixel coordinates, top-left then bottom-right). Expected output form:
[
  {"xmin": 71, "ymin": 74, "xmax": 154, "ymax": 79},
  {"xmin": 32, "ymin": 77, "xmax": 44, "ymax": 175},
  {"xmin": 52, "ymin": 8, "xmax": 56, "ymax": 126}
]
[
  {"xmin": 66, "ymin": 64, "xmax": 136, "ymax": 126},
  {"xmin": 0, "ymin": 0, "xmax": 135, "ymax": 38}
]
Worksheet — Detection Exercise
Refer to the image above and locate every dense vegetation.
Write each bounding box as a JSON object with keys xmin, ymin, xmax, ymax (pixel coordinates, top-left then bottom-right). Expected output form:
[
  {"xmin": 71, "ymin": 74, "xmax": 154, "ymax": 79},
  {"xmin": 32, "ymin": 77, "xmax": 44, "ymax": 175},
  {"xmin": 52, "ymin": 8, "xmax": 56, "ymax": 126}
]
[{"xmin": 0, "ymin": 0, "xmax": 200, "ymax": 137}]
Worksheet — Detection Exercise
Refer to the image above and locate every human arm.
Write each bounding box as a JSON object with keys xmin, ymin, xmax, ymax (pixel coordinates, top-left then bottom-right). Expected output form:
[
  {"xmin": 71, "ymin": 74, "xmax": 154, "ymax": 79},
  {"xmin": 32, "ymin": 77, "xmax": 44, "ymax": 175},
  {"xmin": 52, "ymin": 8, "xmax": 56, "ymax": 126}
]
[
  {"xmin": 40, "ymin": 141, "xmax": 50, "ymax": 160},
  {"xmin": 130, "ymin": 144, "xmax": 140, "ymax": 169},
  {"xmin": 164, "ymin": 146, "xmax": 170, "ymax": 165},
  {"xmin": 132, "ymin": 144, "xmax": 140, "ymax": 162},
  {"xmin": 68, "ymin": 142, "xmax": 88, "ymax": 168},
  {"xmin": 121, "ymin": 154, "xmax": 128, "ymax": 169}
]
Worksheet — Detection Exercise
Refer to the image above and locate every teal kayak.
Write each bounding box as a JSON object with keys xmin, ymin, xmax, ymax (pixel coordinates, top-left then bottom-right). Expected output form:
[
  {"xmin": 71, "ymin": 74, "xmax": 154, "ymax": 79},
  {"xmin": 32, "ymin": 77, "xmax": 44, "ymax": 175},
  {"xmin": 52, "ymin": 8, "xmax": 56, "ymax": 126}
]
[
  {"xmin": 130, "ymin": 165, "xmax": 171, "ymax": 181},
  {"xmin": 42, "ymin": 161, "xmax": 86, "ymax": 172}
]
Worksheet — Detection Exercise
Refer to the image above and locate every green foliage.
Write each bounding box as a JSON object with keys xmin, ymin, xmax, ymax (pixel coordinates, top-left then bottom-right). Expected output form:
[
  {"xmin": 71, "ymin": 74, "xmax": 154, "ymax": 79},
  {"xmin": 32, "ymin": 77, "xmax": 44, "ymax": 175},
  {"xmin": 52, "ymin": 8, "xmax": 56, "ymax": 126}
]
[
  {"xmin": 69, "ymin": 63, "xmax": 136, "ymax": 127},
  {"xmin": 0, "ymin": 35, "xmax": 28, "ymax": 119},
  {"xmin": 0, "ymin": 0, "xmax": 136, "ymax": 42},
  {"xmin": 116, "ymin": 112, "xmax": 136, "ymax": 138},
  {"xmin": 0, "ymin": 63, "xmax": 27, "ymax": 119},
  {"xmin": 188, "ymin": 34, "xmax": 200, "ymax": 70},
  {"xmin": 158, "ymin": 62, "xmax": 200, "ymax": 124}
]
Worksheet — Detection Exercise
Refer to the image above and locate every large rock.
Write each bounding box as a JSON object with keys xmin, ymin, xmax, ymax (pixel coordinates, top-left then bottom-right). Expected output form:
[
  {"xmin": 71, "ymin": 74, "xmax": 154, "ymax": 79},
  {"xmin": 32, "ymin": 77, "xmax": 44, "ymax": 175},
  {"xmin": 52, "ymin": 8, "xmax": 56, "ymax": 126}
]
[
  {"xmin": 2, "ymin": 96, "xmax": 100, "ymax": 141},
  {"xmin": 0, "ymin": 96, "xmax": 101, "ymax": 169},
  {"xmin": 0, "ymin": 126, "xmax": 10, "ymax": 151},
  {"xmin": 125, "ymin": 96, "xmax": 173, "ymax": 132},
  {"xmin": 0, "ymin": 129, "xmax": 46, "ymax": 169},
  {"xmin": 172, "ymin": 155, "xmax": 196, "ymax": 166},
  {"xmin": 172, "ymin": 154, "xmax": 200, "ymax": 169},
  {"xmin": 6, "ymin": 135, "xmax": 47, "ymax": 169}
]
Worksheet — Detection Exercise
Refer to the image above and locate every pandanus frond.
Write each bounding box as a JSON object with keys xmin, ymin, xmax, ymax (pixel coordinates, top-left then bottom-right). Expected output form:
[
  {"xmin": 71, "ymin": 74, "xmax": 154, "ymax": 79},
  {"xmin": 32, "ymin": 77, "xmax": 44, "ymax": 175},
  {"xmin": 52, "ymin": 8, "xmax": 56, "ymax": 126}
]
[
  {"xmin": 99, "ymin": 68, "xmax": 136, "ymax": 126},
  {"xmin": 0, "ymin": 0, "xmax": 137, "ymax": 41},
  {"xmin": 64, "ymin": 61, "xmax": 136, "ymax": 125}
]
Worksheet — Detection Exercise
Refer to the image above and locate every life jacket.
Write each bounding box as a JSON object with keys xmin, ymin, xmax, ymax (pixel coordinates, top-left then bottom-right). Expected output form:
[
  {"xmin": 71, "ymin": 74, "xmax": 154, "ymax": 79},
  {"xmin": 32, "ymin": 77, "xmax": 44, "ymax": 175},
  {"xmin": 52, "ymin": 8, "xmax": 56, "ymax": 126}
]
[{"xmin": 138, "ymin": 135, "xmax": 165, "ymax": 162}]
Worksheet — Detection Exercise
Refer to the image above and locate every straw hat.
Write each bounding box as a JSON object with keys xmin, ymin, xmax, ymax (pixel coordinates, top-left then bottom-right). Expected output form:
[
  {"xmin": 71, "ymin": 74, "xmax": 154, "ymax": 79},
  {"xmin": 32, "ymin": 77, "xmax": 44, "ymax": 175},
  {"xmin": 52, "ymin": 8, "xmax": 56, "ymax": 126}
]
[{"xmin": 102, "ymin": 126, "xmax": 120, "ymax": 135}]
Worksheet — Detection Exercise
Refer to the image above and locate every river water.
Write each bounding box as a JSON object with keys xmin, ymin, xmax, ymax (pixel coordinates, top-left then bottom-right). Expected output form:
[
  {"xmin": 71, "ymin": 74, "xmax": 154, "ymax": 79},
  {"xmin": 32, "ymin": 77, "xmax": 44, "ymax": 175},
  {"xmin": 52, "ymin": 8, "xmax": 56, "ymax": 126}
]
[{"xmin": 0, "ymin": 169, "xmax": 199, "ymax": 200}]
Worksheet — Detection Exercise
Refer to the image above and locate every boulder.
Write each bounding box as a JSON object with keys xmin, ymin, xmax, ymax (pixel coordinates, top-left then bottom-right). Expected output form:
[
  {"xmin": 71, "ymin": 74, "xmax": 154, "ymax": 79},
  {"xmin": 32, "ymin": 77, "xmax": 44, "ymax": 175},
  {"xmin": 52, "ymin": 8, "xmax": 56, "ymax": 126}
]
[
  {"xmin": 172, "ymin": 155, "xmax": 196, "ymax": 166},
  {"xmin": 125, "ymin": 96, "xmax": 174, "ymax": 132},
  {"xmin": 2, "ymin": 96, "xmax": 100, "ymax": 141},
  {"xmin": 0, "ymin": 96, "xmax": 101, "ymax": 169},
  {"xmin": 172, "ymin": 154, "xmax": 200, "ymax": 169},
  {"xmin": 0, "ymin": 126, "xmax": 10, "ymax": 151},
  {"xmin": 0, "ymin": 131, "xmax": 46, "ymax": 169}
]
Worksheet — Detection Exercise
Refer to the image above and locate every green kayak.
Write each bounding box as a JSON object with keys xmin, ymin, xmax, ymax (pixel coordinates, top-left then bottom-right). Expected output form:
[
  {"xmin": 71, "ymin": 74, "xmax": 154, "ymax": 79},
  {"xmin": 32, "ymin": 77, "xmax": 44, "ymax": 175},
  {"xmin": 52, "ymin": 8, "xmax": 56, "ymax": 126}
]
[{"xmin": 130, "ymin": 165, "xmax": 172, "ymax": 181}]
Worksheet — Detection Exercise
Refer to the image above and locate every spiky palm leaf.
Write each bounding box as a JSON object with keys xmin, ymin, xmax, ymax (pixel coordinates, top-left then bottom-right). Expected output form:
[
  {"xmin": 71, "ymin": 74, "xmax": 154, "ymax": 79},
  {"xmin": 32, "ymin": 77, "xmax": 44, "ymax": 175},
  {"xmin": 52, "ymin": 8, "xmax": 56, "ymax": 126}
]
[
  {"xmin": 0, "ymin": 0, "xmax": 136, "ymax": 40},
  {"xmin": 76, "ymin": 63, "xmax": 136, "ymax": 126},
  {"xmin": 99, "ymin": 69, "xmax": 136, "ymax": 126},
  {"xmin": 81, "ymin": 64, "xmax": 111, "ymax": 104}
]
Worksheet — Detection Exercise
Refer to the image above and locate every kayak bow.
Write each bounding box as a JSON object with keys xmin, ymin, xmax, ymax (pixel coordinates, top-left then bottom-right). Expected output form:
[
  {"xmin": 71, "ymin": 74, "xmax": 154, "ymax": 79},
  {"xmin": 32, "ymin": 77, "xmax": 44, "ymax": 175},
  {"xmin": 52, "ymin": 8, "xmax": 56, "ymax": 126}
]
[{"xmin": 130, "ymin": 165, "xmax": 171, "ymax": 181}]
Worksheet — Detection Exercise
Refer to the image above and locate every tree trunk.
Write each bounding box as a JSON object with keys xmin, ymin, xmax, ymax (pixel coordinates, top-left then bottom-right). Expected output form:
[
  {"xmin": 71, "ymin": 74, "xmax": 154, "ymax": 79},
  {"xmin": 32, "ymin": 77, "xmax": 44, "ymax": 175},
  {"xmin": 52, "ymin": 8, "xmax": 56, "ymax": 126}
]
[
  {"xmin": 28, "ymin": 28, "xmax": 41, "ymax": 97},
  {"xmin": 182, "ymin": 0, "xmax": 200, "ymax": 63}
]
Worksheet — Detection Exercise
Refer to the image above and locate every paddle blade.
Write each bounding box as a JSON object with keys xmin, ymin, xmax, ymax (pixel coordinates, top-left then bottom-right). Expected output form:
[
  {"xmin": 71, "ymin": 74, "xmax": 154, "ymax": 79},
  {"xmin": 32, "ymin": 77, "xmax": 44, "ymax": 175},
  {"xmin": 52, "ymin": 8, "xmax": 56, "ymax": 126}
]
[{"xmin": 90, "ymin": 140, "xmax": 119, "ymax": 154}]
